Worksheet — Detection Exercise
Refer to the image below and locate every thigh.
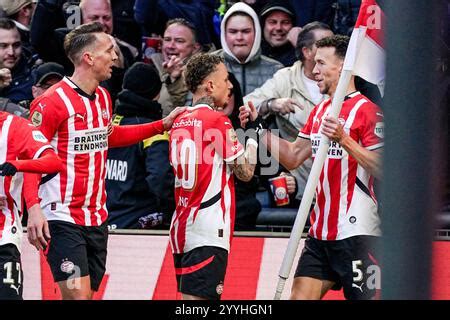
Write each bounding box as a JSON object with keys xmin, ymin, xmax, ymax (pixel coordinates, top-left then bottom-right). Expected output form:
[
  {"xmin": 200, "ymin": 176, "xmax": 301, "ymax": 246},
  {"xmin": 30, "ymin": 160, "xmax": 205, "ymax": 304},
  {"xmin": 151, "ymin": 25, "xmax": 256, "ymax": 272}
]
[
  {"xmin": 290, "ymin": 276, "xmax": 336, "ymax": 300},
  {"xmin": 46, "ymin": 221, "xmax": 89, "ymax": 284},
  {"xmin": 174, "ymin": 246, "xmax": 228, "ymax": 300},
  {"xmin": 83, "ymin": 222, "xmax": 108, "ymax": 292},
  {"xmin": 294, "ymin": 236, "xmax": 340, "ymax": 288},
  {"xmin": 0, "ymin": 244, "xmax": 23, "ymax": 300},
  {"xmin": 329, "ymin": 236, "xmax": 380, "ymax": 300}
]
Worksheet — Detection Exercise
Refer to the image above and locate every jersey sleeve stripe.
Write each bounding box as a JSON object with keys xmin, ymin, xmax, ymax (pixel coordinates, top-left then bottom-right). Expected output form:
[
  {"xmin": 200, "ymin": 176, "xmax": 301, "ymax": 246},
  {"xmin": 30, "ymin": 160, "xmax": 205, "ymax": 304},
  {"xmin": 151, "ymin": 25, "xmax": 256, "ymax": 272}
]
[
  {"xmin": 32, "ymin": 145, "xmax": 53, "ymax": 160},
  {"xmin": 224, "ymin": 147, "xmax": 244, "ymax": 163},
  {"xmin": 298, "ymin": 132, "xmax": 310, "ymax": 140},
  {"xmin": 366, "ymin": 142, "xmax": 384, "ymax": 151}
]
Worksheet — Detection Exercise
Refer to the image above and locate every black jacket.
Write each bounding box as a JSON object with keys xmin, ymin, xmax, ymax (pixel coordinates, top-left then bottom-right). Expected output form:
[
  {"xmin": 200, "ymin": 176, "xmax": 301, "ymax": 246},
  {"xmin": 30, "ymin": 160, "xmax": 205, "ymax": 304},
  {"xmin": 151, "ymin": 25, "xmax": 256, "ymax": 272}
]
[
  {"xmin": 105, "ymin": 90, "xmax": 174, "ymax": 229},
  {"xmin": 261, "ymin": 39, "xmax": 297, "ymax": 67}
]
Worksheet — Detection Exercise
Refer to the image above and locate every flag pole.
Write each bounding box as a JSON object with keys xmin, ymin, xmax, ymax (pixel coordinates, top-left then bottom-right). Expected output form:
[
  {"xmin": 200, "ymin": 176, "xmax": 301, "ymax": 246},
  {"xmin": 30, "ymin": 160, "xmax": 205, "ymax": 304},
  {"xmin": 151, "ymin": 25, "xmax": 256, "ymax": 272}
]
[
  {"xmin": 273, "ymin": 71, "xmax": 352, "ymax": 300},
  {"xmin": 273, "ymin": 0, "xmax": 383, "ymax": 300}
]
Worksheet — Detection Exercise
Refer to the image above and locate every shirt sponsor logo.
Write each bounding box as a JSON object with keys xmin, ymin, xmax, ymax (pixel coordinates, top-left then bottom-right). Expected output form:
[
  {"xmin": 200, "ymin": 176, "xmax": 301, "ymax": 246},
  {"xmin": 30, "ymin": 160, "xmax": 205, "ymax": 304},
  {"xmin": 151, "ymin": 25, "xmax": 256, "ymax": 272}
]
[
  {"xmin": 70, "ymin": 128, "xmax": 108, "ymax": 154},
  {"xmin": 374, "ymin": 122, "xmax": 384, "ymax": 138},
  {"xmin": 311, "ymin": 134, "xmax": 348, "ymax": 159},
  {"xmin": 31, "ymin": 111, "xmax": 42, "ymax": 126},
  {"xmin": 172, "ymin": 118, "xmax": 202, "ymax": 128},
  {"xmin": 32, "ymin": 130, "xmax": 48, "ymax": 143}
]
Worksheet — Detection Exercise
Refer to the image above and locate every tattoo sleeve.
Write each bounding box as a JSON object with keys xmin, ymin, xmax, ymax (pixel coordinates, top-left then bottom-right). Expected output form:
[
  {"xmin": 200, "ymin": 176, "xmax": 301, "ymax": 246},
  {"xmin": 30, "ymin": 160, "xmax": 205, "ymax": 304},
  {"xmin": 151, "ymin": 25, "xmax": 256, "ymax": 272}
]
[{"xmin": 229, "ymin": 143, "xmax": 257, "ymax": 182}]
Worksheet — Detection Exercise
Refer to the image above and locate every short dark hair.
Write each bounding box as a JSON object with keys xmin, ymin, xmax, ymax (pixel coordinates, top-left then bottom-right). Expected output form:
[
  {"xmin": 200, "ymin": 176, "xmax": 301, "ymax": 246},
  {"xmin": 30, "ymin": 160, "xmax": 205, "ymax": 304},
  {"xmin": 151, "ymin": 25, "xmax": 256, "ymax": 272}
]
[
  {"xmin": 0, "ymin": 18, "xmax": 17, "ymax": 31},
  {"xmin": 315, "ymin": 35, "xmax": 350, "ymax": 60},
  {"xmin": 64, "ymin": 22, "xmax": 105, "ymax": 64},
  {"xmin": 296, "ymin": 21, "xmax": 331, "ymax": 62},
  {"xmin": 184, "ymin": 53, "xmax": 223, "ymax": 93},
  {"xmin": 165, "ymin": 18, "xmax": 198, "ymax": 44}
]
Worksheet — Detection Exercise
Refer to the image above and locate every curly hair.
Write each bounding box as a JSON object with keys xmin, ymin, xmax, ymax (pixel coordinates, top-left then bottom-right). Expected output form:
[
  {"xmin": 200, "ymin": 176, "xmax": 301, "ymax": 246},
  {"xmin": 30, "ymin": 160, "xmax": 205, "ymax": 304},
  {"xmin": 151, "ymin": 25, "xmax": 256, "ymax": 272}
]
[
  {"xmin": 315, "ymin": 35, "xmax": 350, "ymax": 60},
  {"xmin": 184, "ymin": 53, "xmax": 224, "ymax": 93}
]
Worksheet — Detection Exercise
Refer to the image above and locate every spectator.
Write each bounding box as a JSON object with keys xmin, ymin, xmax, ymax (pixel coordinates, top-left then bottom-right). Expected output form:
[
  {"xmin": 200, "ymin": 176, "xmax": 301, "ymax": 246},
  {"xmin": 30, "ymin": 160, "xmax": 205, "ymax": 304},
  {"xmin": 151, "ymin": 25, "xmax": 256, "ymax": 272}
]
[
  {"xmin": 244, "ymin": 22, "xmax": 333, "ymax": 201},
  {"xmin": 0, "ymin": 18, "xmax": 35, "ymax": 105},
  {"xmin": 134, "ymin": 0, "xmax": 219, "ymax": 49},
  {"xmin": 0, "ymin": 0, "xmax": 37, "ymax": 52},
  {"xmin": 106, "ymin": 62, "xmax": 174, "ymax": 230},
  {"xmin": 149, "ymin": 18, "xmax": 201, "ymax": 117},
  {"xmin": 259, "ymin": 0, "xmax": 297, "ymax": 67},
  {"xmin": 214, "ymin": 2, "xmax": 283, "ymax": 96},
  {"xmin": 0, "ymin": 67, "xmax": 28, "ymax": 117},
  {"xmin": 30, "ymin": 0, "xmax": 138, "ymax": 102},
  {"xmin": 31, "ymin": 62, "xmax": 64, "ymax": 99}
]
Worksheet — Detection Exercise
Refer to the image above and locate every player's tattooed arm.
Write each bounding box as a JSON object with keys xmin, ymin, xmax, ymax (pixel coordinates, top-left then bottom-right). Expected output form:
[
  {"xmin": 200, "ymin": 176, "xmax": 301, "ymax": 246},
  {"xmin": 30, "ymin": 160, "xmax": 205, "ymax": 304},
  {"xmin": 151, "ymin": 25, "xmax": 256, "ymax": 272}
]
[{"xmin": 229, "ymin": 142, "xmax": 257, "ymax": 182}]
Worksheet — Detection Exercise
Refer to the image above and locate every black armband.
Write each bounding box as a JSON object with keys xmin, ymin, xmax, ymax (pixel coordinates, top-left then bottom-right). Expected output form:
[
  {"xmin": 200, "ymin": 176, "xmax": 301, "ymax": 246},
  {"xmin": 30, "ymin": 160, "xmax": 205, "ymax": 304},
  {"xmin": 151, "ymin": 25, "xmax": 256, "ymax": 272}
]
[{"xmin": 246, "ymin": 116, "xmax": 267, "ymax": 136}]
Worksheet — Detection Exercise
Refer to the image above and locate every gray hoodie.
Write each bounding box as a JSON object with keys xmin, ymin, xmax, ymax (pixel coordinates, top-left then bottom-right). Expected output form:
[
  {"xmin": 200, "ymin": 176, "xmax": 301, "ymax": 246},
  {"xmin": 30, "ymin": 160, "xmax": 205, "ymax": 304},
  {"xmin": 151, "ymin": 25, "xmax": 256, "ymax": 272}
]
[{"xmin": 213, "ymin": 2, "xmax": 283, "ymax": 96}]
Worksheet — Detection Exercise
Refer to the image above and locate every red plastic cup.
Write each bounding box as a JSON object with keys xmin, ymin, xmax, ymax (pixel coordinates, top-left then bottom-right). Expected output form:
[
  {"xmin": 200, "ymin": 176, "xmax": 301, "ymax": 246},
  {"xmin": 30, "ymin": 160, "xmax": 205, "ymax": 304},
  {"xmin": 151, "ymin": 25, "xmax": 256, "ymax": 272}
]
[
  {"xmin": 269, "ymin": 176, "xmax": 290, "ymax": 206},
  {"xmin": 142, "ymin": 37, "xmax": 162, "ymax": 63}
]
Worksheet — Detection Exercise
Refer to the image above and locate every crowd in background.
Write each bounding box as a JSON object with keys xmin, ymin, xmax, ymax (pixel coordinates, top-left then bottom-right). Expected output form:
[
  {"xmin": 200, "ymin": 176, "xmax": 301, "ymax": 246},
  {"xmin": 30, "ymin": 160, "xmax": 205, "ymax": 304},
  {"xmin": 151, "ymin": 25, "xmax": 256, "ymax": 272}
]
[{"xmin": 0, "ymin": 0, "xmax": 391, "ymax": 231}]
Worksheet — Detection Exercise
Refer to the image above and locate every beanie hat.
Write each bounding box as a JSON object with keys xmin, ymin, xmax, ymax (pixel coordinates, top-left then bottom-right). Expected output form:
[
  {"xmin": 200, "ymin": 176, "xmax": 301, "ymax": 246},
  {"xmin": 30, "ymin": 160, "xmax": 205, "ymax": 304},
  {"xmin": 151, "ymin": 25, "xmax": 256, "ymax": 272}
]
[
  {"xmin": 0, "ymin": 0, "xmax": 32, "ymax": 17},
  {"xmin": 122, "ymin": 62, "xmax": 162, "ymax": 100}
]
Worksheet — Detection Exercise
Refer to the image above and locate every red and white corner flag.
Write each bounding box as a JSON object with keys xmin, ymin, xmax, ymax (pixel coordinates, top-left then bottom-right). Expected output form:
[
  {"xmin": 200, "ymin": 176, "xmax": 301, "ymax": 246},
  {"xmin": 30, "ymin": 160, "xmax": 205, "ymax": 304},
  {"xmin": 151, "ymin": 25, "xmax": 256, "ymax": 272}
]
[{"xmin": 344, "ymin": 0, "xmax": 386, "ymax": 95}]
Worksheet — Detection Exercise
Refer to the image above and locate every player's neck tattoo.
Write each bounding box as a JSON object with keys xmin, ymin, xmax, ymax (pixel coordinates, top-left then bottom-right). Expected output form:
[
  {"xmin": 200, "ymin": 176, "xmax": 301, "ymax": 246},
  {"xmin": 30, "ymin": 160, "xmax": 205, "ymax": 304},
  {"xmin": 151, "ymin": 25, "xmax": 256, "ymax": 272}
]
[{"xmin": 194, "ymin": 96, "xmax": 216, "ymax": 109}]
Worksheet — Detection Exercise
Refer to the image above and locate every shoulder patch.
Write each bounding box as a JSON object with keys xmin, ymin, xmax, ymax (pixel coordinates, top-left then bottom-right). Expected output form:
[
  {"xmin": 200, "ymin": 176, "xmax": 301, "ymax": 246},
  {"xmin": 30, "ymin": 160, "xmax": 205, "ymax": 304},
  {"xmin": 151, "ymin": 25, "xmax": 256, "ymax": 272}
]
[
  {"xmin": 31, "ymin": 111, "xmax": 42, "ymax": 127},
  {"xmin": 227, "ymin": 128, "xmax": 238, "ymax": 143},
  {"xmin": 374, "ymin": 122, "xmax": 384, "ymax": 138},
  {"xmin": 32, "ymin": 130, "xmax": 48, "ymax": 143}
]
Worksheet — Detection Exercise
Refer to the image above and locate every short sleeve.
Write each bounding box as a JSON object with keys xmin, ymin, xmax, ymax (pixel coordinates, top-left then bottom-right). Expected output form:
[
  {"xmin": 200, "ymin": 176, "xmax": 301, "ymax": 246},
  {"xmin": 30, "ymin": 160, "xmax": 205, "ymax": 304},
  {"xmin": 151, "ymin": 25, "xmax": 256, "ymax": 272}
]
[
  {"xmin": 29, "ymin": 96, "xmax": 66, "ymax": 141},
  {"xmin": 210, "ymin": 114, "xmax": 244, "ymax": 163},
  {"xmin": 11, "ymin": 117, "xmax": 52, "ymax": 160},
  {"xmin": 358, "ymin": 103, "xmax": 384, "ymax": 150},
  {"xmin": 298, "ymin": 105, "xmax": 317, "ymax": 140}
]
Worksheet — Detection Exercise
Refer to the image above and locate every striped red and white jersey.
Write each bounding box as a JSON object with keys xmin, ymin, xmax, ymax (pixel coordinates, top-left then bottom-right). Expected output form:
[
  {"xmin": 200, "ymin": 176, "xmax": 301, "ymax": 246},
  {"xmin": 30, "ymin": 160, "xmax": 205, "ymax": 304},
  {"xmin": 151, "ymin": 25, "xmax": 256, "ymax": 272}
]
[
  {"xmin": 169, "ymin": 104, "xmax": 244, "ymax": 254},
  {"xmin": 0, "ymin": 112, "xmax": 52, "ymax": 250},
  {"xmin": 29, "ymin": 77, "xmax": 112, "ymax": 227},
  {"xmin": 299, "ymin": 92, "xmax": 384, "ymax": 240}
]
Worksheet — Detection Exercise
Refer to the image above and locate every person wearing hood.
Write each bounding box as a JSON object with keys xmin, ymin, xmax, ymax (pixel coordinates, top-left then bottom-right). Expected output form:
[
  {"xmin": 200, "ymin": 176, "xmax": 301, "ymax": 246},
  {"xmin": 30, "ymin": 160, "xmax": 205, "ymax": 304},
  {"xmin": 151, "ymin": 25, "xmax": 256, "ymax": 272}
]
[
  {"xmin": 105, "ymin": 62, "xmax": 175, "ymax": 230},
  {"xmin": 213, "ymin": 2, "xmax": 283, "ymax": 96}
]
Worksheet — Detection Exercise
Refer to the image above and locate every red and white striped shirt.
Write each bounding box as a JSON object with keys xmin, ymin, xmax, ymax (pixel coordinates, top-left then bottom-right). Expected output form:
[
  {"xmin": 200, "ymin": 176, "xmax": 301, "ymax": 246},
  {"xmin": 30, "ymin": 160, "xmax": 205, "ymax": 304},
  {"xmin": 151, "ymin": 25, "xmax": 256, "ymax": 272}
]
[
  {"xmin": 29, "ymin": 77, "xmax": 112, "ymax": 226},
  {"xmin": 0, "ymin": 112, "xmax": 52, "ymax": 250},
  {"xmin": 169, "ymin": 104, "xmax": 244, "ymax": 254},
  {"xmin": 299, "ymin": 92, "xmax": 384, "ymax": 240}
]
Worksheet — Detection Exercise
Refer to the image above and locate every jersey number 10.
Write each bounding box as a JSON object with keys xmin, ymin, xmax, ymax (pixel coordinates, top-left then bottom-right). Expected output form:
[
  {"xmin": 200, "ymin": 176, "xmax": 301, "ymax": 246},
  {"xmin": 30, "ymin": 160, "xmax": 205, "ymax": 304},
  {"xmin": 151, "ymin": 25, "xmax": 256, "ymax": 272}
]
[{"xmin": 171, "ymin": 138, "xmax": 198, "ymax": 190}]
